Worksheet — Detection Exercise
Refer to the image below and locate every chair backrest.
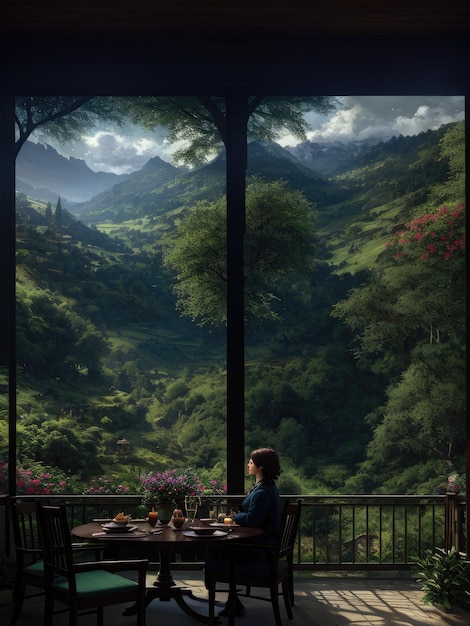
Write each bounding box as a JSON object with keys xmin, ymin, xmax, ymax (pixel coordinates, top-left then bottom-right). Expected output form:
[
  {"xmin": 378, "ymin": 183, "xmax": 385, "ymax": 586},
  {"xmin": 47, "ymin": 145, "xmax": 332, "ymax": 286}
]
[
  {"xmin": 37, "ymin": 504, "xmax": 75, "ymax": 579},
  {"xmin": 277, "ymin": 499, "xmax": 302, "ymax": 561},
  {"xmin": 10, "ymin": 500, "xmax": 43, "ymax": 567}
]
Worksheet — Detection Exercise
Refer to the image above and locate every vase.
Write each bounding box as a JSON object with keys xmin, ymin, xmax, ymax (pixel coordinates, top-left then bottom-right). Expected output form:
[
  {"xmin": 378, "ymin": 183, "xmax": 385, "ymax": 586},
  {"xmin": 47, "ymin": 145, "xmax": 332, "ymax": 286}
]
[{"xmin": 156, "ymin": 501, "xmax": 175, "ymax": 525}]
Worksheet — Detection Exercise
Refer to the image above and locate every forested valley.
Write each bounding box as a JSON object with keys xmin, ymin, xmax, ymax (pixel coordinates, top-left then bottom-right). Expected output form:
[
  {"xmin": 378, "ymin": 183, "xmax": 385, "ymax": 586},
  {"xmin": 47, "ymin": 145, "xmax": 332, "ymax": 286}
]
[{"xmin": 1, "ymin": 120, "xmax": 465, "ymax": 498}]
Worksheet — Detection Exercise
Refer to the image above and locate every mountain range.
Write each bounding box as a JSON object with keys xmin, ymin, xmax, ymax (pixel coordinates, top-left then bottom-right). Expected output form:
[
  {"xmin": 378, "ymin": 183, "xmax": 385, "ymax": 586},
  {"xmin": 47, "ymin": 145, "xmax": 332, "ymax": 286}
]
[
  {"xmin": 16, "ymin": 137, "xmax": 378, "ymax": 210},
  {"xmin": 16, "ymin": 141, "xmax": 128, "ymax": 204},
  {"xmin": 16, "ymin": 125, "xmax": 454, "ymax": 275}
]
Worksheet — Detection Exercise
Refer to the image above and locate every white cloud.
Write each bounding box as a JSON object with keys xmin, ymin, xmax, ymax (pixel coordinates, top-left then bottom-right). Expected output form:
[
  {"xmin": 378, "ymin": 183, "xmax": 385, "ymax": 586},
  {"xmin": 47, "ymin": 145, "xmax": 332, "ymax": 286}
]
[
  {"xmin": 306, "ymin": 103, "xmax": 364, "ymax": 142},
  {"xmin": 392, "ymin": 104, "xmax": 462, "ymax": 137},
  {"xmin": 290, "ymin": 95, "xmax": 465, "ymax": 146},
  {"xmin": 67, "ymin": 129, "xmax": 173, "ymax": 175}
]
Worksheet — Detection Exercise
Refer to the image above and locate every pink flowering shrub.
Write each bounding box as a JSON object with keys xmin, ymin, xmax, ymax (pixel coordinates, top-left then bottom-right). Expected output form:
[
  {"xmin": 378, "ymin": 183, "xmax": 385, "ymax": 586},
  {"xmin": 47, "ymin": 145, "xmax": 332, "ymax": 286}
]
[
  {"xmin": 82, "ymin": 476, "xmax": 131, "ymax": 495},
  {"xmin": 387, "ymin": 203, "xmax": 465, "ymax": 262},
  {"xmin": 139, "ymin": 468, "xmax": 227, "ymax": 505},
  {"xmin": 140, "ymin": 468, "xmax": 204, "ymax": 503},
  {"xmin": 0, "ymin": 460, "xmax": 69, "ymax": 495},
  {"xmin": 0, "ymin": 460, "xmax": 226, "ymax": 498},
  {"xmin": 201, "ymin": 479, "xmax": 227, "ymax": 496}
]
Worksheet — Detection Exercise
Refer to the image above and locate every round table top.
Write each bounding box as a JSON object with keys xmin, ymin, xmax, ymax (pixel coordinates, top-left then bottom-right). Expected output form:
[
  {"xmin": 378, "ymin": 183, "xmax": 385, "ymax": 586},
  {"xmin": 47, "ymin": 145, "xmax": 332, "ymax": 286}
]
[{"xmin": 71, "ymin": 519, "xmax": 263, "ymax": 546}]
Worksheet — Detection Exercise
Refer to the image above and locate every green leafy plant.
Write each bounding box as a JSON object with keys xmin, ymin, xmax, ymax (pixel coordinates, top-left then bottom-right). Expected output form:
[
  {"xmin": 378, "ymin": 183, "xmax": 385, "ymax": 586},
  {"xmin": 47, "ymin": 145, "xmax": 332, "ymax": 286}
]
[{"xmin": 415, "ymin": 547, "xmax": 470, "ymax": 612}]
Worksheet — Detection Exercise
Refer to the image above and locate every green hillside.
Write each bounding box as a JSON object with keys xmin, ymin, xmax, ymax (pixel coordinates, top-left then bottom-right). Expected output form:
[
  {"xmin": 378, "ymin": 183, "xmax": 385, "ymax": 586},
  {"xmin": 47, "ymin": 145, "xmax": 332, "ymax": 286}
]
[
  {"xmin": 318, "ymin": 126, "xmax": 454, "ymax": 273},
  {"xmin": 76, "ymin": 127, "xmax": 455, "ymax": 276}
]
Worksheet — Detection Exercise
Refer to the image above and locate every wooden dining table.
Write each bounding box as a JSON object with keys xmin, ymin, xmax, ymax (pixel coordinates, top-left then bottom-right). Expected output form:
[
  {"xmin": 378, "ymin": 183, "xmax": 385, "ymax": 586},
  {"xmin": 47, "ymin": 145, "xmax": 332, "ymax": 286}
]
[{"xmin": 71, "ymin": 518, "xmax": 263, "ymax": 623}]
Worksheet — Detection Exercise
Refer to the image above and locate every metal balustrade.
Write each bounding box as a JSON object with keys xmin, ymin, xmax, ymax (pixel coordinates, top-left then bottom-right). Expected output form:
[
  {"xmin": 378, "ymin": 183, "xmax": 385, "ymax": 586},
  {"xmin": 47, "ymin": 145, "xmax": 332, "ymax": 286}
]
[
  {"xmin": 2, "ymin": 493, "xmax": 466, "ymax": 572},
  {"xmin": 296, "ymin": 495, "xmax": 446, "ymax": 570}
]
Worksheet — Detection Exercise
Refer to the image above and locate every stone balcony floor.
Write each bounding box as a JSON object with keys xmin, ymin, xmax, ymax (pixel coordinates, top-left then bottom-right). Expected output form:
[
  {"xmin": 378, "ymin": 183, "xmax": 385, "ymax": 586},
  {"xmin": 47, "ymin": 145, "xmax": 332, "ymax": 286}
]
[{"xmin": 1, "ymin": 571, "xmax": 469, "ymax": 626}]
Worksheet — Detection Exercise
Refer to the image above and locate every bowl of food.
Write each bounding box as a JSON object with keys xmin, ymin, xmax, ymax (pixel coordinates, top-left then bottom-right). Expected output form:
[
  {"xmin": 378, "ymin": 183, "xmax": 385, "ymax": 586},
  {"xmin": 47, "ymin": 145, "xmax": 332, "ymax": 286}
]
[
  {"xmin": 190, "ymin": 526, "xmax": 218, "ymax": 536},
  {"xmin": 112, "ymin": 512, "xmax": 131, "ymax": 526}
]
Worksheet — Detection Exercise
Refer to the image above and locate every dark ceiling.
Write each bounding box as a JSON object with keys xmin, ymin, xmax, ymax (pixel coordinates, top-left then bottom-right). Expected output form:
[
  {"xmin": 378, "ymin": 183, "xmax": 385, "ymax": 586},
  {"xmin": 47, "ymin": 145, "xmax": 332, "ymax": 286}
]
[
  {"xmin": 2, "ymin": 0, "xmax": 470, "ymax": 37},
  {"xmin": 1, "ymin": 1, "xmax": 468, "ymax": 87}
]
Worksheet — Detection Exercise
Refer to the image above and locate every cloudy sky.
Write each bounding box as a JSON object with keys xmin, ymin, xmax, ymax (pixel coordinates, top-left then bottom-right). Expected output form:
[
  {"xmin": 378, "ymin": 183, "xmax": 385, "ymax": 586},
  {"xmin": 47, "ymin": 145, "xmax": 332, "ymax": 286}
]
[{"xmin": 41, "ymin": 95, "xmax": 465, "ymax": 175}]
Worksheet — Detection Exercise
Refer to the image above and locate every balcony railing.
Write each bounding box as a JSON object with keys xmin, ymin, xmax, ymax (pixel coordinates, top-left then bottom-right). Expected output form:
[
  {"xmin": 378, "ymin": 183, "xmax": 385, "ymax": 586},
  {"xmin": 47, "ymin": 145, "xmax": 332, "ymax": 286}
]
[{"xmin": 1, "ymin": 493, "xmax": 466, "ymax": 572}]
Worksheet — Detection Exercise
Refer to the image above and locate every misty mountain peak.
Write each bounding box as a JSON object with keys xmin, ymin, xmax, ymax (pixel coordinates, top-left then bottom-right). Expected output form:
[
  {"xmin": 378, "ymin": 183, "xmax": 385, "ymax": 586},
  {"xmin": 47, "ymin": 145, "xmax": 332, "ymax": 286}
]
[
  {"xmin": 142, "ymin": 156, "xmax": 176, "ymax": 171},
  {"xmin": 16, "ymin": 140, "xmax": 127, "ymax": 204}
]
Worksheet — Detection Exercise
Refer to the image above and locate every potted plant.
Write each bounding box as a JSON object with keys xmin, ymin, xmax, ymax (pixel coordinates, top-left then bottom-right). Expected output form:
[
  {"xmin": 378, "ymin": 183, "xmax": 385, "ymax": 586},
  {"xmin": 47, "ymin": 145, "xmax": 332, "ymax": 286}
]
[
  {"xmin": 139, "ymin": 468, "xmax": 204, "ymax": 523},
  {"xmin": 446, "ymin": 473, "xmax": 465, "ymax": 494},
  {"xmin": 415, "ymin": 547, "xmax": 470, "ymax": 612}
]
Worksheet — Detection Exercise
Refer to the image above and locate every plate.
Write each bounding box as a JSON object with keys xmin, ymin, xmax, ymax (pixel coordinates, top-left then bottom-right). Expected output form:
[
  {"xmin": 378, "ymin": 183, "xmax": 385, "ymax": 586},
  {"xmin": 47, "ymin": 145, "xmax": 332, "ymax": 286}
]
[
  {"xmin": 183, "ymin": 529, "xmax": 228, "ymax": 538},
  {"xmin": 102, "ymin": 523, "xmax": 138, "ymax": 533},
  {"xmin": 189, "ymin": 526, "xmax": 218, "ymax": 535}
]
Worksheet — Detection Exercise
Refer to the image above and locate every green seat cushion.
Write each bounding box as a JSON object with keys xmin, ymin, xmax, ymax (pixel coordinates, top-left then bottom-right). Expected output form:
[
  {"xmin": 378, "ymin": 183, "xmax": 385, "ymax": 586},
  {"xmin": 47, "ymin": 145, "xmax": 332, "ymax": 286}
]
[
  {"xmin": 52, "ymin": 570, "xmax": 138, "ymax": 598},
  {"xmin": 24, "ymin": 561, "xmax": 44, "ymax": 577}
]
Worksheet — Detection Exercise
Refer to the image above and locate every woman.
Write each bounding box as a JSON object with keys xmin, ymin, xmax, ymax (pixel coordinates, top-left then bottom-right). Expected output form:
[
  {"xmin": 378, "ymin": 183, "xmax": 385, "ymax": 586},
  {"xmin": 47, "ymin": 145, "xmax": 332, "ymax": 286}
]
[
  {"xmin": 232, "ymin": 447, "xmax": 282, "ymax": 543},
  {"xmin": 205, "ymin": 447, "xmax": 282, "ymax": 616}
]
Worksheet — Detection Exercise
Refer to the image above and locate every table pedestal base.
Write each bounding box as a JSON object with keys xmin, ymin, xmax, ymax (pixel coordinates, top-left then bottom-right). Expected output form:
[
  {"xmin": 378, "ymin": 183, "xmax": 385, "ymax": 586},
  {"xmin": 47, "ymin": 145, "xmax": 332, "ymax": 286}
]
[
  {"xmin": 146, "ymin": 584, "xmax": 216, "ymax": 624},
  {"xmin": 123, "ymin": 583, "xmax": 217, "ymax": 624}
]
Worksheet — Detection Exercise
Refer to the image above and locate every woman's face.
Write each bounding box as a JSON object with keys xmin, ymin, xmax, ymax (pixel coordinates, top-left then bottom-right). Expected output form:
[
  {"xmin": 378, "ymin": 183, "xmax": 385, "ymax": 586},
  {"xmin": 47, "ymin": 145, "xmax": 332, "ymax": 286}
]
[{"xmin": 247, "ymin": 458, "xmax": 262, "ymax": 478}]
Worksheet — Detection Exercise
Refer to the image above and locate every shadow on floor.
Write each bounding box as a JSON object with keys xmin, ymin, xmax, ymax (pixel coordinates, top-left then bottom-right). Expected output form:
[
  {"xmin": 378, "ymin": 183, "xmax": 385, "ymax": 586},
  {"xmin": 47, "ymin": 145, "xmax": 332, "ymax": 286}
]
[{"xmin": 1, "ymin": 571, "xmax": 469, "ymax": 626}]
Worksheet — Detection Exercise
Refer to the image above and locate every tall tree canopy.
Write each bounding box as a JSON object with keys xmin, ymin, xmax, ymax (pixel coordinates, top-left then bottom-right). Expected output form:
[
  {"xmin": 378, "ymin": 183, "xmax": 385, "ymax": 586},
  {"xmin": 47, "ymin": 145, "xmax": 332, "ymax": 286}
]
[
  {"xmin": 436, "ymin": 120, "xmax": 465, "ymax": 201},
  {"xmin": 122, "ymin": 96, "xmax": 337, "ymax": 164},
  {"xmin": 15, "ymin": 95, "xmax": 337, "ymax": 164},
  {"xmin": 14, "ymin": 96, "xmax": 123, "ymax": 157},
  {"xmin": 163, "ymin": 178, "xmax": 316, "ymax": 325}
]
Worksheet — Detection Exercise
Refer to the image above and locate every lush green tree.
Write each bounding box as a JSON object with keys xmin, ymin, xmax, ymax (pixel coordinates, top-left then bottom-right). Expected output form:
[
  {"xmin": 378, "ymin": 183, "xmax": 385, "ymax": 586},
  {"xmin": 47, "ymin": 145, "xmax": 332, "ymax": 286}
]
[
  {"xmin": 16, "ymin": 287, "xmax": 77, "ymax": 375},
  {"xmin": 273, "ymin": 417, "xmax": 310, "ymax": 466},
  {"xmin": 16, "ymin": 418, "xmax": 103, "ymax": 478},
  {"xmin": 436, "ymin": 121, "xmax": 465, "ymax": 201},
  {"xmin": 163, "ymin": 178, "xmax": 315, "ymax": 325},
  {"xmin": 16, "ymin": 274, "xmax": 111, "ymax": 380},
  {"xmin": 54, "ymin": 196, "xmax": 63, "ymax": 229},
  {"xmin": 367, "ymin": 345, "xmax": 465, "ymax": 467},
  {"xmin": 73, "ymin": 327, "xmax": 110, "ymax": 378},
  {"xmin": 333, "ymin": 203, "xmax": 465, "ymax": 371}
]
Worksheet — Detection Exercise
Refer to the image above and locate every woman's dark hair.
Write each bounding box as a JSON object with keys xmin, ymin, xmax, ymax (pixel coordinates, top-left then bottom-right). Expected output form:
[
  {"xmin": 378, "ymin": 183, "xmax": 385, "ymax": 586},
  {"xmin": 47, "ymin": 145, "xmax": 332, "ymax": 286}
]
[{"xmin": 250, "ymin": 448, "xmax": 281, "ymax": 482}]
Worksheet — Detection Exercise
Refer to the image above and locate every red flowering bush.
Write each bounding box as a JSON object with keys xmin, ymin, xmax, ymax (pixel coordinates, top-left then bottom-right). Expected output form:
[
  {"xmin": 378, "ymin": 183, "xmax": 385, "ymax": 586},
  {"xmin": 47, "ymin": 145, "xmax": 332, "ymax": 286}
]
[
  {"xmin": 387, "ymin": 203, "xmax": 465, "ymax": 262},
  {"xmin": 0, "ymin": 460, "xmax": 70, "ymax": 495}
]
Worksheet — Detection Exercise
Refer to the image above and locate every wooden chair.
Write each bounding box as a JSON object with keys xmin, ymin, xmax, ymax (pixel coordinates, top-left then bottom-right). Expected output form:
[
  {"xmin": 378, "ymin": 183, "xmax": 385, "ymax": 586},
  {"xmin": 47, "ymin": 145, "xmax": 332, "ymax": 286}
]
[
  {"xmin": 9, "ymin": 500, "xmax": 46, "ymax": 624},
  {"xmin": 206, "ymin": 499, "xmax": 302, "ymax": 626},
  {"xmin": 37, "ymin": 503, "xmax": 148, "ymax": 626},
  {"xmin": 9, "ymin": 500, "xmax": 110, "ymax": 624}
]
